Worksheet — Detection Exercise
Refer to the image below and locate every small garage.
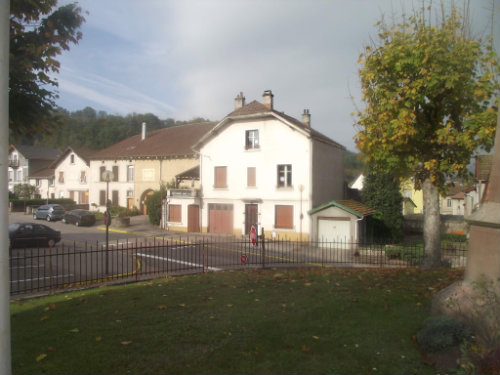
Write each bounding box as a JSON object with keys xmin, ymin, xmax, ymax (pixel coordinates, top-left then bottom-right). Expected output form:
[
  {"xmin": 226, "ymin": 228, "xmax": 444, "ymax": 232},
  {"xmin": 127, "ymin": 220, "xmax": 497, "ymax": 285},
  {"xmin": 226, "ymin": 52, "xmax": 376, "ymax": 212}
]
[{"xmin": 309, "ymin": 200, "xmax": 376, "ymax": 245}]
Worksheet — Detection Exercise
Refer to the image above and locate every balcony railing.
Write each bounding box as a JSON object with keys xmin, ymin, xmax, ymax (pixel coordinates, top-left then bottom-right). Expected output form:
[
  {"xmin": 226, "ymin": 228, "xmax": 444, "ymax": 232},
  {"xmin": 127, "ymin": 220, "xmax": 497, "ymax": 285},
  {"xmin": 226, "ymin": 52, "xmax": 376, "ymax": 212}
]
[
  {"xmin": 168, "ymin": 189, "xmax": 200, "ymax": 198},
  {"xmin": 8, "ymin": 159, "xmax": 19, "ymax": 168}
]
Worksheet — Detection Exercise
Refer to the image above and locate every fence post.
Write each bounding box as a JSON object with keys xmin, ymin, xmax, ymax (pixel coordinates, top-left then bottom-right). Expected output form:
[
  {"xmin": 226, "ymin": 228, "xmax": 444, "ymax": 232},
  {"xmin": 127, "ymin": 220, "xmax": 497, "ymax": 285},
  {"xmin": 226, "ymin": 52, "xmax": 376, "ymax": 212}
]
[
  {"xmin": 261, "ymin": 227, "xmax": 266, "ymax": 269},
  {"xmin": 202, "ymin": 238, "xmax": 207, "ymax": 273}
]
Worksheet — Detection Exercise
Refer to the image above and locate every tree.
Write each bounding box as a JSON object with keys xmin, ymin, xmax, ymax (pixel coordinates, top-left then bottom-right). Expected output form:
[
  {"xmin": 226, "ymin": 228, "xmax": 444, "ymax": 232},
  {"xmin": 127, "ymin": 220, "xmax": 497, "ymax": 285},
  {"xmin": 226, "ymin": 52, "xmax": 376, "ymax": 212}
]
[
  {"xmin": 355, "ymin": 5, "xmax": 499, "ymax": 267},
  {"xmin": 361, "ymin": 168, "xmax": 403, "ymax": 242},
  {"xmin": 9, "ymin": 0, "xmax": 85, "ymax": 139},
  {"xmin": 13, "ymin": 183, "xmax": 37, "ymax": 200}
]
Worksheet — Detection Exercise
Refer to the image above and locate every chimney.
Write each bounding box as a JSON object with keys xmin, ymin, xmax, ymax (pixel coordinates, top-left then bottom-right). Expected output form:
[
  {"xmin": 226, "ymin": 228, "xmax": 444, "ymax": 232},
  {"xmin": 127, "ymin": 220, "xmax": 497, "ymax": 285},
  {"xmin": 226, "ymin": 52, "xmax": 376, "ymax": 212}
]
[
  {"xmin": 262, "ymin": 90, "xmax": 274, "ymax": 110},
  {"xmin": 141, "ymin": 122, "xmax": 146, "ymax": 140},
  {"xmin": 302, "ymin": 109, "xmax": 311, "ymax": 127},
  {"xmin": 234, "ymin": 92, "xmax": 245, "ymax": 110}
]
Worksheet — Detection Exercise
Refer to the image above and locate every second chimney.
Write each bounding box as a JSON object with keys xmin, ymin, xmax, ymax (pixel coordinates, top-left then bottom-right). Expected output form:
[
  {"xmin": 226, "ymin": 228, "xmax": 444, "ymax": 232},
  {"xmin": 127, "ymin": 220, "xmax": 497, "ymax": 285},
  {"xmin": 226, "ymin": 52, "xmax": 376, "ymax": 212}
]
[
  {"xmin": 262, "ymin": 90, "xmax": 274, "ymax": 110},
  {"xmin": 141, "ymin": 122, "xmax": 146, "ymax": 140},
  {"xmin": 302, "ymin": 109, "xmax": 311, "ymax": 127},
  {"xmin": 234, "ymin": 92, "xmax": 245, "ymax": 110}
]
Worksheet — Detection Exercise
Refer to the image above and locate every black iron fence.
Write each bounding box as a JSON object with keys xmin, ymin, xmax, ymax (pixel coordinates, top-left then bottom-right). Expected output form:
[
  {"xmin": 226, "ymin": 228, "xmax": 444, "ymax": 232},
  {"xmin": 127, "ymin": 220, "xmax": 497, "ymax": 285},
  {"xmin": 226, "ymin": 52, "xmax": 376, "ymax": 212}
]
[{"xmin": 9, "ymin": 236, "xmax": 468, "ymax": 296}]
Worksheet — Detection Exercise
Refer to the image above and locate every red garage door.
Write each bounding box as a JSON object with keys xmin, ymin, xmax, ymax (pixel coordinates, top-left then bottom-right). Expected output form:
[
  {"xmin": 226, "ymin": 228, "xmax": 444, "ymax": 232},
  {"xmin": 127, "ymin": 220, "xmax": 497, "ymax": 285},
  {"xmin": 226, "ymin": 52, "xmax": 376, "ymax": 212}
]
[{"xmin": 208, "ymin": 204, "xmax": 233, "ymax": 234}]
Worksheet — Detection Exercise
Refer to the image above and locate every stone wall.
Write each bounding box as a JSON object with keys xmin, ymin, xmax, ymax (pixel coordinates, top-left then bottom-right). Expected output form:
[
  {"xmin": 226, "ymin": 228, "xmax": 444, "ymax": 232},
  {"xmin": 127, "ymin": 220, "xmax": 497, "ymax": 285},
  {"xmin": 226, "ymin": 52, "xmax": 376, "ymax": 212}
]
[{"xmin": 404, "ymin": 214, "xmax": 467, "ymax": 234}]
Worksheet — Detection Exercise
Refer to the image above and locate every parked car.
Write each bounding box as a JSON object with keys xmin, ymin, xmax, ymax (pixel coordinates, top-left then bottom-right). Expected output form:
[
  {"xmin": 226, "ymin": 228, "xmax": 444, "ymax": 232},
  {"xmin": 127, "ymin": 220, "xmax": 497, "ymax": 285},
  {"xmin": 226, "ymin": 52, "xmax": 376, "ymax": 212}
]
[
  {"xmin": 9, "ymin": 222, "xmax": 61, "ymax": 248},
  {"xmin": 62, "ymin": 209, "xmax": 96, "ymax": 227},
  {"xmin": 33, "ymin": 204, "xmax": 65, "ymax": 222}
]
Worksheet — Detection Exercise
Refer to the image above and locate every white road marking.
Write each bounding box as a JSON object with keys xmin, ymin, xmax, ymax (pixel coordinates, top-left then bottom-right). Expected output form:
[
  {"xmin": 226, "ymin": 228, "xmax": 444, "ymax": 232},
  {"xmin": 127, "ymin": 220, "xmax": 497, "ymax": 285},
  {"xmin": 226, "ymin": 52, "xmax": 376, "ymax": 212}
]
[{"xmin": 137, "ymin": 253, "xmax": 220, "ymax": 271}]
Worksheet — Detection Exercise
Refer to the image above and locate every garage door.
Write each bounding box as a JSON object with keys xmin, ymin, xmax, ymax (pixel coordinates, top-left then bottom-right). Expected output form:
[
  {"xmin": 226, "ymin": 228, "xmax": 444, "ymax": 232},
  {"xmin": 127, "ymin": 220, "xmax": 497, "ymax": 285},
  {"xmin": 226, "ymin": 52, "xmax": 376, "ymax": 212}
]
[
  {"xmin": 318, "ymin": 218, "xmax": 351, "ymax": 244},
  {"xmin": 208, "ymin": 204, "xmax": 233, "ymax": 234}
]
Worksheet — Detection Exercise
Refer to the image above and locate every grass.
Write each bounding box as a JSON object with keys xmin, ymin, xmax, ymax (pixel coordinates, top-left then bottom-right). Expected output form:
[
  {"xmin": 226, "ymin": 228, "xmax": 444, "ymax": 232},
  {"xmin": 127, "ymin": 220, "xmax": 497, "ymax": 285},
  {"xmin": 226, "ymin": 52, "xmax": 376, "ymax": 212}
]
[{"xmin": 11, "ymin": 267, "xmax": 464, "ymax": 374}]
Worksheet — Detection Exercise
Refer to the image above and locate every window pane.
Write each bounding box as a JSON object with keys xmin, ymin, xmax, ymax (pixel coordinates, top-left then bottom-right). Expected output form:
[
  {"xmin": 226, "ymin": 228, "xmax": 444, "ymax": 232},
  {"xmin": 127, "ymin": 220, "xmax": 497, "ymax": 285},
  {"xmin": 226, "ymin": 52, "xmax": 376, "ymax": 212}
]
[
  {"xmin": 112, "ymin": 166, "xmax": 119, "ymax": 181},
  {"xmin": 245, "ymin": 129, "xmax": 259, "ymax": 149},
  {"xmin": 277, "ymin": 164, "xmax": 292, "ymax": 187}
]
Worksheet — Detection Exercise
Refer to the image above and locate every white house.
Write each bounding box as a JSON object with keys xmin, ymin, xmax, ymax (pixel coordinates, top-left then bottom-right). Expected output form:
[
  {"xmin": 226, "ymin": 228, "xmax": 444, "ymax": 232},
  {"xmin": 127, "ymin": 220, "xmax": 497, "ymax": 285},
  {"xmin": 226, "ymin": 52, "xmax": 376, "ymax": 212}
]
[
  {"xmin": 28, "ymin": 168, "xmax": 55, "ymax": 200},
  {"xmin": 8, "ymin": 144, "xmax": 60, "ymax": 193},
  {"xmin": 168, "ymin": 90, "xmax": 345, "ymax": 240},
  {"xmin": 51, "ymin": 147, "xmax": 93, "ymax": 204}
]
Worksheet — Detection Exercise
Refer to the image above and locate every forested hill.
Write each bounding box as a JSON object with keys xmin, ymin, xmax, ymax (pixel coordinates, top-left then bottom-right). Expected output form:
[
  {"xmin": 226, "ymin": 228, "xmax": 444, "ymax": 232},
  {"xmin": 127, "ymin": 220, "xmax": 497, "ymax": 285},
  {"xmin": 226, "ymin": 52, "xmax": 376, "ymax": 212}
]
[{"xmin": 30, "ymin": 106, "xmax": 210, "ymax": 150}]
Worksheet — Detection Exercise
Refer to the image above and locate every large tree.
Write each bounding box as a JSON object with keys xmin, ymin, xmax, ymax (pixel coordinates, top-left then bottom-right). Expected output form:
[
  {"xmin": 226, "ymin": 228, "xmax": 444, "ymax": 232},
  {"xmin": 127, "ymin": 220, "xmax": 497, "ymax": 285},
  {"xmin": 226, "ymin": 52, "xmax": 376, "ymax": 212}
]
[
  {"xmin": 9, "ymin": 0, "xmax": 85, "ymax": 139},
  {"xmin": 355, "ymin": 6, "xmax": 499, "ymax": 267}
]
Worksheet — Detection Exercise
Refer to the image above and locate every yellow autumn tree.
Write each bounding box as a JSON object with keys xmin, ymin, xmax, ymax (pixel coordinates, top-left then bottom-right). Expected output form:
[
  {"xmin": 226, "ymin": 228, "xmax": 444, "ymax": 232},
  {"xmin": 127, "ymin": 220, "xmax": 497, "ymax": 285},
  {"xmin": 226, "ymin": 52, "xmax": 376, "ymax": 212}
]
[{"xmin": 355, "ymin": 5, "xmax": 499, "ymax": 268}]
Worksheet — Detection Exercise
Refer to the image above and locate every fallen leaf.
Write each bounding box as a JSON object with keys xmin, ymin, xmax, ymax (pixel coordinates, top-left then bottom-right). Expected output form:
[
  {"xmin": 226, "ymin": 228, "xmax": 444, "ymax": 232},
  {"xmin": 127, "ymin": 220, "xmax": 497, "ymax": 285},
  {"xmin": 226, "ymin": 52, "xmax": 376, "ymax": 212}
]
[
  {"xmin": 312, "ymin": 336, "xmax": 320, "ymax": 340},
  {"xmin": 121, "ymin": 341, "xmax": 132, "ymax": 346},
  {"xmin": 96, "ymin": 336, "xmax": 102, "ymax": 342},
  {"xmin": 158, "ymin": 305, "xmax": 166, "ymax": 310},
  {"xmin": 226, "ymin": 304, "xmax": 233, "ymax": 308},
  {"xmin": 47, "ymin": 347, "xmax": 56, "ymax": 352},
  {"xmin": 69, "ymin": 328, "xmax": 79, "ymax": 333},
  {"xmin": 36, "ymin": 353, "xmax": 47, "ymax": 362},
  {"xmin": 49, "ymin": 303, "xmax": 56, "ymax": 310},
  {"xmin": 40, "ymin": 316, "xmax": 49, "ymax": 321},
  {"xmin": 301, "ymin": 345, "xmax": 310, "ymax": 353},
  {"xmin": 179, "ymin": 303, "xmax": 186, "ymax": 307}
]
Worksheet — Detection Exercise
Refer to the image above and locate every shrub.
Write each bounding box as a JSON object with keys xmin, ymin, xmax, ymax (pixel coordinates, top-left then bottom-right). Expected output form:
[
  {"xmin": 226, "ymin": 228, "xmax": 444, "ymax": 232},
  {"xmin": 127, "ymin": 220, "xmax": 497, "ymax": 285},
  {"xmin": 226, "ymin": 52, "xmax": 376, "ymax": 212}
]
[
  {"xmin": 417, "ymin": 315, "xmax": 473, "ymax": 353},
  {"xmin": 384, "ymin": 244, "xmax": 424, "ymax": 265},
  {"xmin": 110, "ymin": 205, "xmax": 140, "ymax": 217},
  {"xmin": 441, "ymin": 233, "xmax": 467, "ymax": 242},
  {"xmin": 145, "ymin": 190, "xmax": 163, "ymax": 225}
]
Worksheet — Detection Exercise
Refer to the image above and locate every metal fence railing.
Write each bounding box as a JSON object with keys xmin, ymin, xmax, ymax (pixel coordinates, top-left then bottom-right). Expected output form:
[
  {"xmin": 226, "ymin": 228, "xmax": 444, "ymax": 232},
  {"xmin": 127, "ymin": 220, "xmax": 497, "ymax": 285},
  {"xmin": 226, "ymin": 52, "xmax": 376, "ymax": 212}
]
[{"xmin": 9, "ymin": 236, "xmax": 468, "ymax": 296}]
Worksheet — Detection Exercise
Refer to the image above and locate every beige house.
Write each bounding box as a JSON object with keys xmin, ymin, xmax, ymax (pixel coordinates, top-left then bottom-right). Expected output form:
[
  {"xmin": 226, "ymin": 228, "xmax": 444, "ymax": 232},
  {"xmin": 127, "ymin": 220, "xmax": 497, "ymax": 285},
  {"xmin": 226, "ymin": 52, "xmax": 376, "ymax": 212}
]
[{"xmin": 88, "ymin": 122, "xmax": 215, "ymax": 213}]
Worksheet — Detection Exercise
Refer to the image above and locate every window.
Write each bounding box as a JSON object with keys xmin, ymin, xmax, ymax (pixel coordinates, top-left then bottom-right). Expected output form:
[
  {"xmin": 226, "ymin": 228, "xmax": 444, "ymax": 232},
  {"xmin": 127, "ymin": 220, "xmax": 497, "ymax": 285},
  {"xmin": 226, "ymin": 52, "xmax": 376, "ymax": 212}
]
[
  {"xmin": 80, "ymin": 171, "xmax": 87, "ymax": 183},
  {"xmin": 275, "ymin": 205, "xmax": 293, "ymax": 229},
  {"xmin": 277, "ymin": 164, "xmax": 292, "ymax": 187},
  {"xmin": 112, "ymin": 190, "xmax": 119, "ymax": 206},
  {"xmin": 168, "ymin": 205, "xmax": 182, "ymax": 222},
  {"xmin": 245, "ymin": 129, "xmax": 259, "ymax": 149},
  {"xmin": 127, "ymin": 165, "xmax": 134, "ymax": 182},
  {"xmin": 214, "ymin": 166, "xmax": 227, "ymax": 188},
  {"xmin": 70, "ymin": 154, "xmax": 75, "ymax": 164},
  {"xmin": 8, "ymin": 170, "xmax": 12, "ymax": 182},
  {"xmin": 447, "ymin": 199, "xmax": 452, "ymax": 208},
  {"xmin": 99, "ymin": 190, "xmax": 106, "ymax": 206},
  {"xmin": 100, "ymin": 166, "xmax": 106, "ymax": 181},
  {"xmin": 58, "ymin": 171, "xmax": 64, "ymax": 183},
  {"xmin": 35, "ymin": 179, "xmax": 40, "ymax": 187},
  {"xmin": 49, "ymin": 178, "xmax": 54, "ymax": 187},
  {"xmin": 17, "ymin": 169, "xmax": 22, "ymax": 182},
  {"xmin": 247, "ymin": 167, "xmax": 256, "ymax": 187},
  {"xmin": 112, "ymin": 166, "xmax": 119, "ymax": 181}
]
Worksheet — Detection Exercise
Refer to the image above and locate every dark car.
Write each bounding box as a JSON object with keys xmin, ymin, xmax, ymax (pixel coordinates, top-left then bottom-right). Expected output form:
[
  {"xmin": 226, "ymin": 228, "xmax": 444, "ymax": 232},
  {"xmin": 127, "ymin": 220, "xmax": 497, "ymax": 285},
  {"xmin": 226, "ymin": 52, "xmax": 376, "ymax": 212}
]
[
  {"xmin": 33, "ymin": 204, "xmax": 65, "ymax": 222},
  {"xmin": 9, "ymin": 223, "xmax": 61, "ymax": 248},
  {"xmin": 62, "ymin": 209, "xmax": 96, "ymax": 227}
]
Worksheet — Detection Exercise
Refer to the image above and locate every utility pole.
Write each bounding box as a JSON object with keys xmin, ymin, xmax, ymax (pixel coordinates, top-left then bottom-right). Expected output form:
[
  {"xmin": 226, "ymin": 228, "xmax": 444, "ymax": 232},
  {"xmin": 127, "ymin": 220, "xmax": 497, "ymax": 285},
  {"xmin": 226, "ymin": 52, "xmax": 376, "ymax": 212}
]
[{"xmin": 0, "ymin": 0, "xmax": 12, "ymax": 373}]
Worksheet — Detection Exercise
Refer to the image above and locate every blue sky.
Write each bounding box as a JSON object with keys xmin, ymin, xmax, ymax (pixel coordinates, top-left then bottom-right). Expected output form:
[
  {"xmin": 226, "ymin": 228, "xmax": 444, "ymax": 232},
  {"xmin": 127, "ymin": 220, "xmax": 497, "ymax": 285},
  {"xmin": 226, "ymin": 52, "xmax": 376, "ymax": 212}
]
[{"xmin": 55, "ymin": 0, "xmax": 498, "ymax": 151}]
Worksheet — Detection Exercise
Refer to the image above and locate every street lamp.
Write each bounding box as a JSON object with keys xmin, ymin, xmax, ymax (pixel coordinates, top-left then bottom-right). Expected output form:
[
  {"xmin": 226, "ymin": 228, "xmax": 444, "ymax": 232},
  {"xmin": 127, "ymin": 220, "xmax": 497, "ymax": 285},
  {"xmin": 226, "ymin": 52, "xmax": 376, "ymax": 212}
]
[{"xmin": 102, "ymin": 170, "xmax": 114, "ymax": 275}]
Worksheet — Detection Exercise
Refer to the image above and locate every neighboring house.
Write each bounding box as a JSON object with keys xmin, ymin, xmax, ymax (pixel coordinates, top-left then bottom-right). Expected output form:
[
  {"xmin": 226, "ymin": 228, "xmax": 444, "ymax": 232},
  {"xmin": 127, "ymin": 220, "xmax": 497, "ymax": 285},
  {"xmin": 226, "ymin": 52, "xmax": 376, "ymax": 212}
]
[
  {"xmin": 28, "ymin": 168, "xmax": 55, "ymax": 200},
  {"xmin": 168, "ymin": 90, "xmax": 345, "ymax": 239},
  {"xmin": 89, "ymin": 122, "xmax": 215, "ymax": 213},
  {"xmin": 401, "ymin": 178, "xmax": 423, "ymax": 214},
  {"xmin": 309, "ymin": 200, "xmax": 376, "ymax": 244},
  {"xmin": 349, "ymin": 174, "xmax": 364, "ymax": 191},
  {"xmin": 51, "ymin": 147, "xmax": 94, "ymax": 204},
  {"xmin": 8, "ymin": 144, "xmax": 60, "ymax": 193}
]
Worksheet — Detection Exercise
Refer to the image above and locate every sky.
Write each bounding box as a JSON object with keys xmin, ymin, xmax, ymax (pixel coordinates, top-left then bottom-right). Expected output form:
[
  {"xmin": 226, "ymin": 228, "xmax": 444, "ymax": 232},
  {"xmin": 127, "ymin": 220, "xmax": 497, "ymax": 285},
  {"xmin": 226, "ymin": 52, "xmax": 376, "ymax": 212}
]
[{"xmin": 54, "ymin": 0, "xmax": 498, "ymax": 152}]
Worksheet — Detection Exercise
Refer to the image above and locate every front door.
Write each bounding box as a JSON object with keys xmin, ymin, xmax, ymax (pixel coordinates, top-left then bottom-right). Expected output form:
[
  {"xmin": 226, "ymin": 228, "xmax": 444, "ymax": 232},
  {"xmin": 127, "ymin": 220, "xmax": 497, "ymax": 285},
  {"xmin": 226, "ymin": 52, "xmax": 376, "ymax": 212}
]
[
  {"xmin": 187, "ymin": 205, "xmax": 200, "ymax": 232},
  {"xmin": 245, "ymin": 204, "xmax": 258, "ymax": 235}
]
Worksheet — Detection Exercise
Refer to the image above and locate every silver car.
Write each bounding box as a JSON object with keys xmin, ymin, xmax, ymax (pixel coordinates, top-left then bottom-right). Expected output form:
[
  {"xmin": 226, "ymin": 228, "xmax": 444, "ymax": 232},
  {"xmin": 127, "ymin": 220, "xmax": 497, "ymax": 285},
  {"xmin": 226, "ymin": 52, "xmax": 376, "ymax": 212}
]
[{"xmin": 33, "ymin": 204, "xmax": 65, "ymax": 222}]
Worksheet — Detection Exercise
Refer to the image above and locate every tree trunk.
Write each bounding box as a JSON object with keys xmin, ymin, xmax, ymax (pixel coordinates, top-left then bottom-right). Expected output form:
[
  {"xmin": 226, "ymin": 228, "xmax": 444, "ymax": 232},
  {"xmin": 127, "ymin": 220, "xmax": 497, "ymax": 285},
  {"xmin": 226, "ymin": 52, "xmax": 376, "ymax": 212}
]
[{"xmin": 422, "ymin": 178, "xmax": 441, "ymax": 268}]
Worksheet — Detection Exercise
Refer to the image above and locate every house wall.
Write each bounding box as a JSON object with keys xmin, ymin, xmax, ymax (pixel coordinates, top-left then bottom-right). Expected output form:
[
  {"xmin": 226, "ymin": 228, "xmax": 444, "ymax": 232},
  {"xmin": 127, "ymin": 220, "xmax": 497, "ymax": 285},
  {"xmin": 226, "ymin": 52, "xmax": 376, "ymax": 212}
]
[
  {"xmin": 199, "ymin": 117, "xmax": 314, "ymax": 239},
  {"xmin": 401, "ymin": 179, "xmax": 423, "ymax": 214},
  {"xmin": 54, "ymin": 152, "xmax": 90, "ymax": 203},
  {"xmin": 311, "ymin": 138, "xmax": 344, "ymax": 207},
  {"xmin": 88, "ymin": 160, "xmax": 134, "ymax": 211},
  {"xmin": 28, "ymin": 177, "xmax": 55, "ymax": 200},
  {"xmin": 8, "ymin": 149, "xmax": 28, "ymax": 191}
]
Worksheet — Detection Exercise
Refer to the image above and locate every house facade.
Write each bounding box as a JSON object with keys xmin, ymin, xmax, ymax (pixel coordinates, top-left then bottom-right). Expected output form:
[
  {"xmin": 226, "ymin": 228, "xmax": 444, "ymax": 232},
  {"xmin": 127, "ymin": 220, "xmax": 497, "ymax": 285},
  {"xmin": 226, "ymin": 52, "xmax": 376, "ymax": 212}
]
[
  {"xmin": 168, "ymin": 91, "xmax": 345, "ymax": 240},
  {"xmin": 88, "ymin": 122, "xmax": 215, "ymax": 212},
  {"xmin": 8, "ymin": 144, "xmax": 60, "ymax": 193},
  {"xmin": 28, "ymin": 168, "xmax": 55, "ymax": 200},
  {"xmin": 51, "ymin": 147, "xmax": 93, "ymax": 204}
]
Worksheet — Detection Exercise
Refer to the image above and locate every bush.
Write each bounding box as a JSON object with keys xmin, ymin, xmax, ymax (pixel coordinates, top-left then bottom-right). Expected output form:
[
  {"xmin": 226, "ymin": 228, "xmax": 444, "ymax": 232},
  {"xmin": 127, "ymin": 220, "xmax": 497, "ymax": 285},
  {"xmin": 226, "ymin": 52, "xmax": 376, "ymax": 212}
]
[
  {"xmin": 145, "ymin": 190, "xmax": 163, "ymax": 226},
  {"xmin": 384, "ymin": 244, "xmax": 424, "ymax": 265},
  {"xmin": 109, "ymin": 205, "xmax": 140, "ymax": 217},
  {"xmin": 441, "ymin": 233, "xmax": 467, "ymax": 242},
  {"xmin": 417, "ymin": 315, "xmax": 473, "ymax": 353}
]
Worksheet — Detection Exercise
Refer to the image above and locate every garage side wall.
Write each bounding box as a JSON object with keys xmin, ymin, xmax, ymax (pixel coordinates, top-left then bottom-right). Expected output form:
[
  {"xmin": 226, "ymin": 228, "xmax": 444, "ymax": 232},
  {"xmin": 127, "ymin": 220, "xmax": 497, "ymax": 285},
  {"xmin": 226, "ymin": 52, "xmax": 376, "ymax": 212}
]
[{"xmin": 310, "ymin": 206, "xmax": 358, "ymax": 243}]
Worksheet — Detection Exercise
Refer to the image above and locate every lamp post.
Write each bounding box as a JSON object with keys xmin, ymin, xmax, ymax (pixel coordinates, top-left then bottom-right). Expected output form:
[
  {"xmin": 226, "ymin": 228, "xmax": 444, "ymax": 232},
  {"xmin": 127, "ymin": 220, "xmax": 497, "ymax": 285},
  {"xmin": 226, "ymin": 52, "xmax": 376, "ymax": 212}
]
[{"xmin": 102, "ymin": 170, "xmax": 114, "ymax": 275}]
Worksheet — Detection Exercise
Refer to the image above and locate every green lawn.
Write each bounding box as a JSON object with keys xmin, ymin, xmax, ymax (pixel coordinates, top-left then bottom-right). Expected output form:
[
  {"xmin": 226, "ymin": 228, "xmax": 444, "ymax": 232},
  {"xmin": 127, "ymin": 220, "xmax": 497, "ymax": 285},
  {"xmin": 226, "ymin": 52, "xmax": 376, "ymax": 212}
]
[{"xmin": 11, "ymin": 267, "xmax": 464, "ymax": 374}]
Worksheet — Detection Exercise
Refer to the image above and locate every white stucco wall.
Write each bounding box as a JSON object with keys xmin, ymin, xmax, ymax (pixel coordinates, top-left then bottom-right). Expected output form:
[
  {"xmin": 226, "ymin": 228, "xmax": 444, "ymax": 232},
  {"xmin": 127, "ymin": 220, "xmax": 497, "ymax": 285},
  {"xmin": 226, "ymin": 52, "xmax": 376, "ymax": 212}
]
[
  {"xmin": 54, "ymin": 152, "xmax": 90, "ymax": 203},
  {"xmin": 199, "ymin": 117, "xmax": 321, "ymax": 238}
]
